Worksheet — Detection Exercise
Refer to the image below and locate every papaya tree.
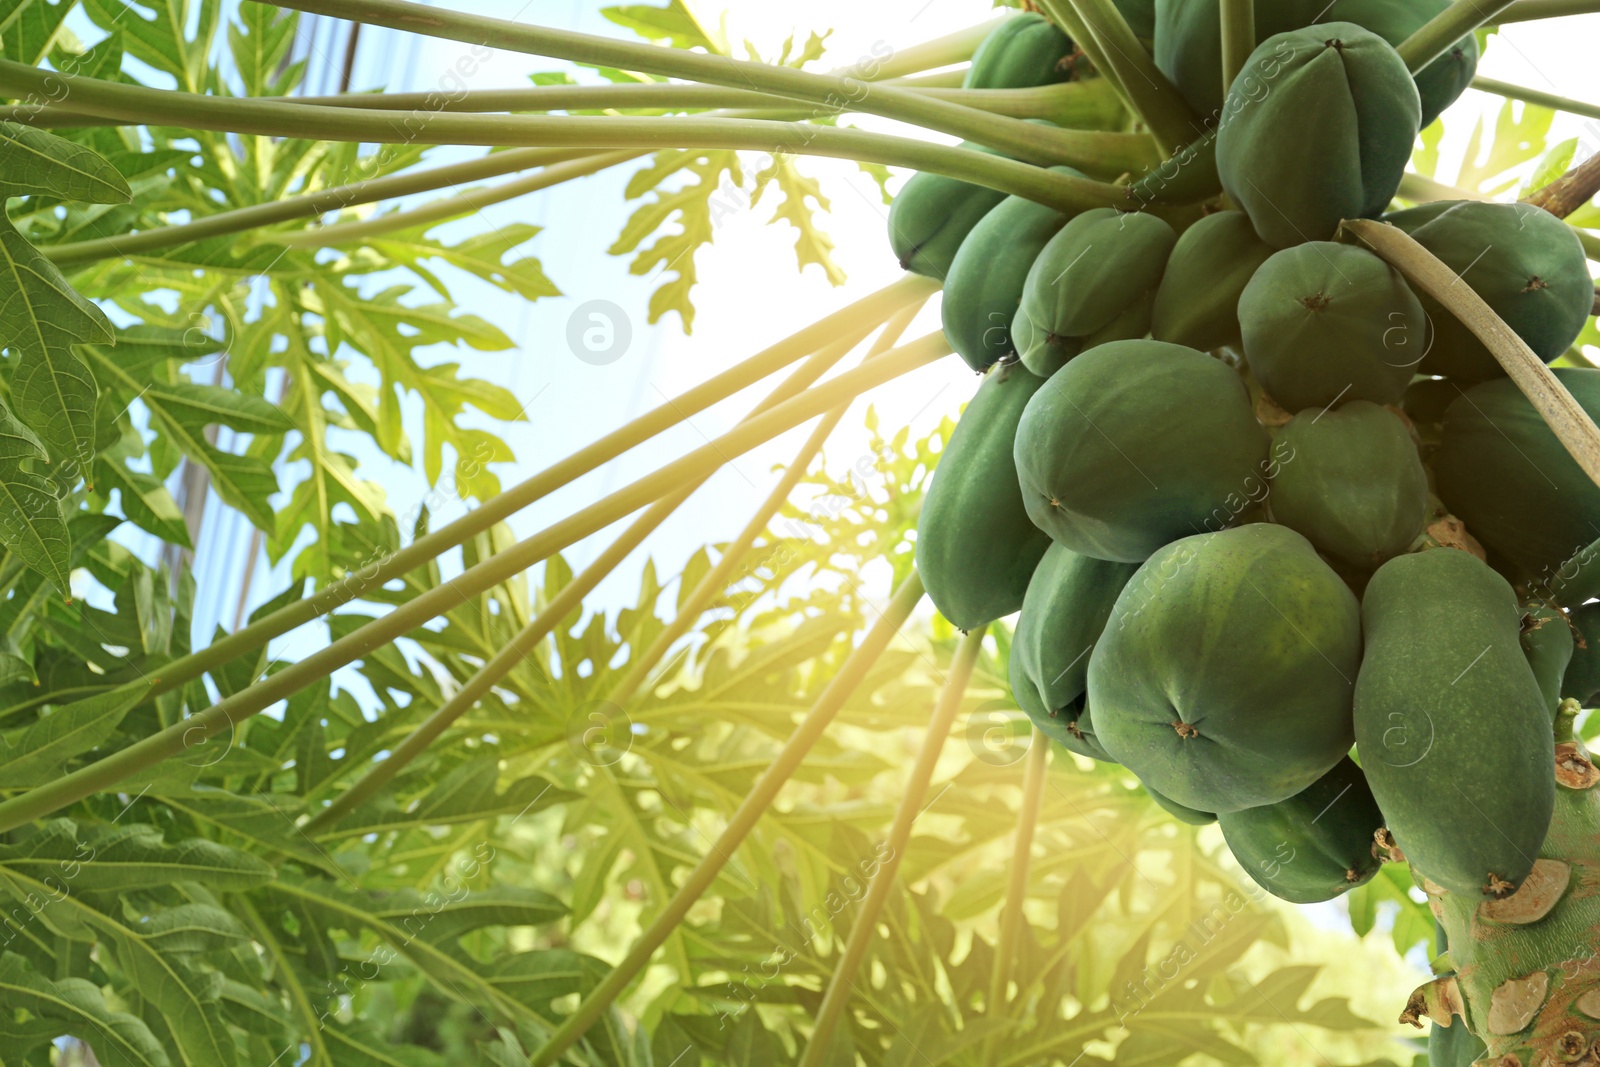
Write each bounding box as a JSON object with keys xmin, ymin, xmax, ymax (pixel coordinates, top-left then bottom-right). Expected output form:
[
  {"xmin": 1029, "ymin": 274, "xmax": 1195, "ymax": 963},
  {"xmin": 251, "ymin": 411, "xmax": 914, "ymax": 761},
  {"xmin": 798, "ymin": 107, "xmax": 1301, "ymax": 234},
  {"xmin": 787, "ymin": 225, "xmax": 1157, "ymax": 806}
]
[{"xmin": 0, "ymin": 0, "xmax": 1599, "ymax": 1064}]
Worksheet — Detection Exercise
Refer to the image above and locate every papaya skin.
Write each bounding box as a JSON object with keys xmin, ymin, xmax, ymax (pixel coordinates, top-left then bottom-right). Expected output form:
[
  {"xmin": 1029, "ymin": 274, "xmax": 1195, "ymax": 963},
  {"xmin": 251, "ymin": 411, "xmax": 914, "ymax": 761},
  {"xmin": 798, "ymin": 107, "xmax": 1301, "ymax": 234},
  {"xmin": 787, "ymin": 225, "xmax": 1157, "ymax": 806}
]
[
  {"xmin": 941, "ymin": 170, "xmax": 1083, "ymax": 372},
  {"xmin": 1013, "ymin": 339, "xmax": 1269, "ymax": 563},
  {"xmin": 885, "ymin": 140, "xmax": 1010, "ymax": 281},
  {"xmin": 1321, "ymin": 0, "xmax": 1478, "ymax": 125},
  {"xmin": 1088, "ymin": 524, "xmax": 1362, "ymax": 814},
  {"xmin": 1151, "ymin": 210, "xmax": 1275, "ymax": 352},
  {"xmin": 1216, "ymin": 25, "xmax": 1421, "ymax": 248},
  {"xmin": 916, "ymin": 357, "xmax": 1053, "ymax": 631},
  {"xmin": 1434, "ymin": 368, "xmax": 1600, "ymax": 581},
  {"xmin": 1010, "ymin": 542, "xmax": 1140, "ymax": 720},
  {"xmin": 1354, "ymin": 548, "xmax": 1554, "ymax": 899},
  {"xmin": 1522, "ymin": 603, "xmax": 1576, "ymax": 722},
  {"xmin": 1219, "ymin": 757, "xmax": 1385, "ymax": 904},
  {"xmin": 1562, "ymin": 603, "xmax": 1600, "ymax": 708},
  {"xmin": 1405, "ymin": 201, "xmax": 1593, "ymax": 384},
  {"xmin": 1147, "ymin": 785, "xmax": 1216, "ymax": 826},
  {"xmin": 1239, "ymin": 241, "xmax": 1424, "ymax": 411},
  {"xmin": 1013, "ymin": 208, "xmax": 1176, "ymax": 375},
  {"xmin": 1268, "ymin": 401, "xmax": 1428, "ymax": 570},
  {"xmin": 964, "ymin": 13, "xmax": 1079, "ymax": 90}
]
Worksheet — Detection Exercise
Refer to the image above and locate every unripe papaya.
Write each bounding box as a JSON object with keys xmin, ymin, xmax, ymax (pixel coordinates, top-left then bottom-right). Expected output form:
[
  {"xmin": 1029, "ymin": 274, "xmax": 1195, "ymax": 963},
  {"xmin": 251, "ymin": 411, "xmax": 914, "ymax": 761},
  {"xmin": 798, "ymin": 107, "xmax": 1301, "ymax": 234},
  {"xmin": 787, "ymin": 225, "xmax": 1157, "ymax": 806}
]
[
  {"xmin": 1127, "ymin": 129, "xmax": 1221, "ymax": 209},
  {"xmin": 941, "ymin": 170, "xmax": 1083, "ymax": 371},
  {"xmin": 1013, "ymin": 208, "xmax": 1176, "ymax": 376},
  {"xmin": 1521, "ymin": 603, "xmax": 1574, "ymax": 721},
  {"xmin": 1151, "ymin": 210, "xmax": 1275, "ymax": 352},
  {"xmin": 1434, "ymin": 368, "xmax": 1600, "ymax": 579},
  {"xmin": 917, "ymin": 358, "xmax": 1053, "ymax": 630},
  {"xmin": 1403, "ymin": 201, "xmax": 1592, "ymax": 384},
  {"xmin": 1013, "ymin": 689, "xmax": 1117, "ymax": 763},
  {"xmin": 1013, "ymin": 340, "xmax": 1269, "ymax": 562},
  {"xmin": 964, "ymin": 13, "xmax": 1077, "ymax": 90},
  {"xmin": 1562, "ymin": 603, "xmax": 1600, "ymax": 707},
  {"xmin": 1088, "ymin": 523, "xmax": 1362, "ymax": 813},
  {"xmin": 1147, "ymin": 784, "xmax": 1216, "ymax": 825},
  {"xmin": 1268, "ymin": 401, "xmax": 1428, "ymax": 569},
  {"xmin": 1219, "ymin": 757, "xmax": 1385, "ymax": 903},
  {"xmin": 1354, "ymin": 548, "xmax": 1554, "ymax": 898},
  {"xmin": 1239, "ymin": 241, "xmax": 1425, "ymax": 410},
  {"xmin": 1321, "ymin": 0, "xmax": 1478, "ymax": 125},
  {"xmin": 1154, "ymin": 0, "xmax": 1321, "ymax": 121},
  {"xmin": 1010, "ymin": 542, "xmax": 1140, "ymax": 718},
  {"xmin": 1216, "ymin": 25, "xmax": 1421, "ymax": 248},
  {"xmin": 886, "ymin": 141, "xmax": 1010, "ymax": 280},
  {"xmin": 1400, "ymin": 375, "xmax": 1464, "ymax": 428}
]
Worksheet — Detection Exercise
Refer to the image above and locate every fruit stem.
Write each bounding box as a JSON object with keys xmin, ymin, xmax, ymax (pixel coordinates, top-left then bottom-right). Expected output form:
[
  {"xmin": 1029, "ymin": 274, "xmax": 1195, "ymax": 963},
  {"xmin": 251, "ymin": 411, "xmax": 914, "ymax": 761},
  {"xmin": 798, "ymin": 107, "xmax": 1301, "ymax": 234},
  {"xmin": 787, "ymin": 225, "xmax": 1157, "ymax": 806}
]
[
  {"xmin": 0, "ymin": 59, "xmax": 1136, "ymax": 209},
  {"xmin": 983, "ymin": 729, "xmax": 1050, "ymax": 1067},
  {"xmin": 1523, "ymin": 153, "xmax": 1600, "ymax": 220},
  {"xmin": 527, "ymin": 572, "xmax": 928, "ymax": 1067},
  {"xmin": 1048, "ymin": 0, "xmax": 1203, "ymax": 154},
  {"xmin": 1342, "ymin": 218, "xmax": 1600, "ymax": 493},
  {"xmin": 1220, "ymin": 0, "xmax": 1257, "ymax": 96},
  {"xmin": 1397, "ymin": 0, "xmax": 1519, "ymax": 74},
  {"xmin": 1473, "ymin": 75, "xmax": 1600, "ymax": 123},
  {"xmin": 1496, "ymin": 0, "xmax": 1600, "ymax": 21},
  {"xmin": 243, "ymin": 0, "xmax": 1120, "ymax": 170},
  {"xmin": 799, "ymin": 625, "xmax": 988, "ymax": 1067}
]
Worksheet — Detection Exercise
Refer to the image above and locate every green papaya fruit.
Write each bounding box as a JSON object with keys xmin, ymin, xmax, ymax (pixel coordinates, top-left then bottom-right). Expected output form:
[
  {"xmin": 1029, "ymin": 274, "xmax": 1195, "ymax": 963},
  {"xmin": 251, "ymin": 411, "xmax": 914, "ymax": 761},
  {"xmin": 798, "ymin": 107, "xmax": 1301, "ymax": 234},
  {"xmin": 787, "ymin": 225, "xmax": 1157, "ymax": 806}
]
[
  {"xmin": 1321, "ymin": 0, "xmax": 1478, "ymax": 125},
  {"xmin": 964, "ymin": 13, "xmax": 1077, "ymax": 90},
  {"xmin": 1239, "ymin": 241, "xmax": 1425, "ymax": 410},
  {"xmin": 1434, "ymin": 368, "xmax": 1600, "ymax": 579},
  {"xmin": 886, "ymin": 141, "xmax": 1010, "ymax": 280},
  {"xmin": 917, "ymin": 358, "xmax": 1053, "ymax": 630},
  {"xmin": 1563, "ymin": 603, "xmax": 1600, "ymax": 707},
  {"xmin": 1013, "ymin": 208, "xmax": 1176, "ymax": 376},
  {"xmin": 1216, "ymin": 25, "xmax": 1421, "ymax": 248},
  {"xmin": 1147, "ymin": 784, "xmax": 1216, "ymax": 825},
  {"xmin": 941, "ymin": 170, "xmax": 1083, "ymax": 371},
  {"xmin": 1404, "ymin": 201, "xmax": 1593, "ymax": 384},
  {"xmin": 1219, "ymin": 757, "xmax": 1385, "ymax": 903},
  {"xmin": 1014, "ymin": 339, "xmax": 1269, "ymax": 562},
  {"xmin": 1400, "ymin": 375, "xmax": 1464, "ymax": 428},
  {"xmin": 1010, "ymin": 542, "xmax": 1140, "ymax": 717},
  {"xmin": 1521, "ymin": 603, "xmax": 1574, "ymax": 721},
  {"xmin": 1268, "ymin": 401, "xmax": 1428, "ymax": 569},
  {"xmin": 1354, "ymin": 548, "xmax": 1554, "ymax": 898},
  {"xmin": 1151, "ymin": 210, "xmax": 1276, "ymax": 351},
  {"xmin": 1154, "ymin": 0, "xmax": 1321, "ymax": 121},
  {"xmin": 1015, "ymin": 690, "xmax": 1118, "ymax": 762},
  {"xmin": 1088, "ymin": 523, "xmax": 1363, "ymax": 813},
  {"xmin": 1127, "ymin": 128, "xmax": 1221, "ymax": 209}
]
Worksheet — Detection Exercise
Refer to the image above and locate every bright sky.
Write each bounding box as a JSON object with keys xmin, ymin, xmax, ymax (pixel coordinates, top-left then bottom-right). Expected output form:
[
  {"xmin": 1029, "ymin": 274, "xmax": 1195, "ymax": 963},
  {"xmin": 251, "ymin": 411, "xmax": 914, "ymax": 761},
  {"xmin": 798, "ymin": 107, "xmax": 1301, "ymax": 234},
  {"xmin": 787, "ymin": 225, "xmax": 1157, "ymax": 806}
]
[{"xmin": 176, "ymin": 1, "xmax": 1600, "ymax": 655}]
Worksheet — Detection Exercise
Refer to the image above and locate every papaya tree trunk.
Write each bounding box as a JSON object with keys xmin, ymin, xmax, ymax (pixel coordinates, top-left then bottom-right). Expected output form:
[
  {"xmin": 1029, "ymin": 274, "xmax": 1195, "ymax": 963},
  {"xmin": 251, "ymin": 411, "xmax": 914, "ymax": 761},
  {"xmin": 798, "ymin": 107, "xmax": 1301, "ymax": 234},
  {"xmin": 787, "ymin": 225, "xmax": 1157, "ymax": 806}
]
[{"xmin": 1411, "ymin": 717, "xmax": 1600, "ymax": 1064}]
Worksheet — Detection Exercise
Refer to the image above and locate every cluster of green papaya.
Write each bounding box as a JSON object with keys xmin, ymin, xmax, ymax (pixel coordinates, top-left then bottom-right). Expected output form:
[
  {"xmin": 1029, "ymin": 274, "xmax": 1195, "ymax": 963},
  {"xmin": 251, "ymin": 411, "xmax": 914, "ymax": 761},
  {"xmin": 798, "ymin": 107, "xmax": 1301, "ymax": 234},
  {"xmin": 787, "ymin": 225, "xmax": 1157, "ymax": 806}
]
[{"xmin": 903, "ymin": 9, "xmax": 1600, "ymax": 907}]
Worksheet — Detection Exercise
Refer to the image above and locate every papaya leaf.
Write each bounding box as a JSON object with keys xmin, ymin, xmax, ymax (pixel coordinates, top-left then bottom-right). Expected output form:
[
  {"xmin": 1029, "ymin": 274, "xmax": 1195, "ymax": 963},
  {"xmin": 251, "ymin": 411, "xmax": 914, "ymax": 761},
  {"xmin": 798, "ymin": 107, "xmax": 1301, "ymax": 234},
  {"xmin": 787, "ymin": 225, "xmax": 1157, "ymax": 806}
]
[
  {"xmin": 0, "ymin": 120, "xmax": 131, "ymax": 203},
  {"xmin": 0, "ymin": 950, "xmax": 170, "ymax": 1067},
  {"xmin": 0, "ymin": 682, "xmax": 144, "ymax": 786},
  {"xmin": 0, "ymin": 821, "xmax": 274, "ymax": 891}
]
